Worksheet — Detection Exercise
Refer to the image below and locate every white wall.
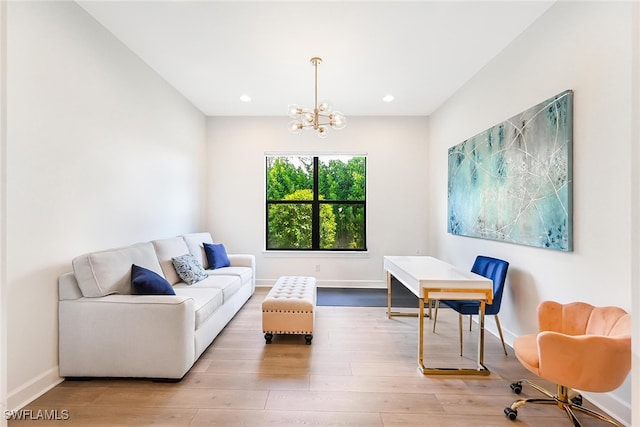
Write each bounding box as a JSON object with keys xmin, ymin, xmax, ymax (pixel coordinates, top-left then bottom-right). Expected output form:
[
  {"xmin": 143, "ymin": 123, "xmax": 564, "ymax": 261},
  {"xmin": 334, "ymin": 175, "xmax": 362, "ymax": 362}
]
[
  {"xmin": 632, "ymin": 2, "xmax": 640, "ymax": 424},
  {"xmin": 428, "ymin": 1, "xmax": 635, "ymax": 424},
  {"xmin": 3, "ymin": 1, "xmax": 206, "ymax": 411},
  {"xmin": 206, "ymin": 116, "xmax": 429, "ymax": 288},
  {"xmin": 0, "ymin": 2, "xmax": 7, "ymax": 425}
]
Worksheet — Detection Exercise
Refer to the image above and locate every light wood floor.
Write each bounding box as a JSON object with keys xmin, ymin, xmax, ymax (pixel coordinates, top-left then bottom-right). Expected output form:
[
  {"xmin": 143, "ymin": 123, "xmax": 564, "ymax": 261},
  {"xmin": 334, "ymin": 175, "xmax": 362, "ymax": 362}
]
[{"xmin": 13, "ymin": 287, "xmax": 611, "ymax": 426}]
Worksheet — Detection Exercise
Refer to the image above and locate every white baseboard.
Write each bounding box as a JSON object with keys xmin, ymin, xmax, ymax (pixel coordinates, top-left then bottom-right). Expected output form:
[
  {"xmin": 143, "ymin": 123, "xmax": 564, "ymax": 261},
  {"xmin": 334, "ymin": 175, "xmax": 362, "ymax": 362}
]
[
  {"xmin": 580, "ymin": 391, "xmax": 630, "ymax": 426},
  {"xmin": 7, "ymin": 366, "xmax": 63, "ymax": 411}
]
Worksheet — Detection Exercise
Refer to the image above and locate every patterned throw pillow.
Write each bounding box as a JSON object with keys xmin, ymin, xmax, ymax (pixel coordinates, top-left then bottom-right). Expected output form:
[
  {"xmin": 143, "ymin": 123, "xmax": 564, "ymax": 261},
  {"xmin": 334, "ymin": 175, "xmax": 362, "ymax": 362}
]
[{"xmin": 171, "ymin": 253, "xmax": 208, "ymax": 285}]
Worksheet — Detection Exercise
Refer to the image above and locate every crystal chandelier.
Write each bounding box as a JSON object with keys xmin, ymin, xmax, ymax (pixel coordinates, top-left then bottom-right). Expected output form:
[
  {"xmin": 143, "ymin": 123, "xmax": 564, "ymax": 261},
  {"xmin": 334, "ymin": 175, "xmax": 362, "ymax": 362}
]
[{"xmin": 287, "ymin": 57, "xmax": 346, "ymax": 138}]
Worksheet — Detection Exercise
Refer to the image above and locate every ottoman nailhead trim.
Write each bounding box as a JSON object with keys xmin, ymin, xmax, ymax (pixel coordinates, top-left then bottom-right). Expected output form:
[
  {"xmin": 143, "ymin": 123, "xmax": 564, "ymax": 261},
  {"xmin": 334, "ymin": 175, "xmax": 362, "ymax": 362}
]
[{"xmin": 262, "ymin": 310, "xmax": 313, "ymax": 314}]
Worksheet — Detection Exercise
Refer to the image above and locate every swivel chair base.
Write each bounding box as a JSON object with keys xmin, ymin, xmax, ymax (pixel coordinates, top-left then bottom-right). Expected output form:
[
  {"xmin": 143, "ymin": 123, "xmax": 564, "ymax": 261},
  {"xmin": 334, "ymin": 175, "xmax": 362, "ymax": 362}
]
[{"xmin": 504, "ymin": 380, "xmax": 623, "ymax": 427}]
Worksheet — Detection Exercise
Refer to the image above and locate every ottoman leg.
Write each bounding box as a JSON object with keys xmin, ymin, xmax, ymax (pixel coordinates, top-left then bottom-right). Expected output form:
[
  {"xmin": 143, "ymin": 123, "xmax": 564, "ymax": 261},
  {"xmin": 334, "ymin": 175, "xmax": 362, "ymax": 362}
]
[
  {"xmin": 305, "ymin": 334, "xmax": 313, "ymax": 345},
  {"xmin": 265, "ymin": 333, "xmax": 273, "ymax": 344}
]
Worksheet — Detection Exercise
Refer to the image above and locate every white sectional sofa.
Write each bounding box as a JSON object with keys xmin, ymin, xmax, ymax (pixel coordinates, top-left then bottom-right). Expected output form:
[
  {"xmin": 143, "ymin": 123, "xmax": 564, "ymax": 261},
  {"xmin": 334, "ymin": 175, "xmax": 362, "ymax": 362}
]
[{"xmin": 58, "ymin": 232, "xmax": 255, "ymax": 380}]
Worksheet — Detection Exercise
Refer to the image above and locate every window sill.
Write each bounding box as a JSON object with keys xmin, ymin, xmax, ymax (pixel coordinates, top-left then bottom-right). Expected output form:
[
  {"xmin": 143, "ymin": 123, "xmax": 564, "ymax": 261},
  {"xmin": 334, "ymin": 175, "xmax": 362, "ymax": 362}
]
[{"xmin": 262, "ymin": 250, "xmax": 369, "ymax": 259}]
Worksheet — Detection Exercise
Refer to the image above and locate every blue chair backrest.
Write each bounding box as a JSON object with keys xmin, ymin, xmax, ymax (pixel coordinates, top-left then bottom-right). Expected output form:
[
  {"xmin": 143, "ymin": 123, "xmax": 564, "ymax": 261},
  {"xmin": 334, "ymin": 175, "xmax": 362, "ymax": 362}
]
[{"xmin": 471, "ymin": 256, "xmax": 509, "ymax": 315}]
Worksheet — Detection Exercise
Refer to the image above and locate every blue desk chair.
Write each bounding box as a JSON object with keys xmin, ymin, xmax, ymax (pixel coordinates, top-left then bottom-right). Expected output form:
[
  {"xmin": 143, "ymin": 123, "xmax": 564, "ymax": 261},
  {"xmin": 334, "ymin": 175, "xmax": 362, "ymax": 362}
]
[{"xmin": 432, "ymin": 256, "xmax": 509, "ymax": 356}]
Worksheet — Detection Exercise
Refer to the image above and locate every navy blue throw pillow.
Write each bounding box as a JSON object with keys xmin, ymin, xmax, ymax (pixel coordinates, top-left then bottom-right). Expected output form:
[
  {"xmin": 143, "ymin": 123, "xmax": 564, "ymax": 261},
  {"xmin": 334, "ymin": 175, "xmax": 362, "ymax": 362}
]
[
  {"xmin": 203, "ymin": 242, "xmax": 231, "ymax": 269},
  {"xmin": 131, "ymin": 264, "xmax": 175, "ymax": 295}
]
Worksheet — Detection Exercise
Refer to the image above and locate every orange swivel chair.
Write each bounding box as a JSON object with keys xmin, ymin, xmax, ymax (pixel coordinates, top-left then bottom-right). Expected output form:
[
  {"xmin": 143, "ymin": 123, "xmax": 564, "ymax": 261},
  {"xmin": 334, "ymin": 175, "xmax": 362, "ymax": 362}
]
[{"xmin": 504, "ymin": 301, "xmax": 631, "ymax": 426}]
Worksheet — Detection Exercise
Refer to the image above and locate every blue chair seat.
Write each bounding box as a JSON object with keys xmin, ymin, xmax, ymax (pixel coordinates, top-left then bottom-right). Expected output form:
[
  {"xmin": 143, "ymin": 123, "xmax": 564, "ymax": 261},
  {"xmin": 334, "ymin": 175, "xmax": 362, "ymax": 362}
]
[{"xmin": 440, "ymin": 300, "xmax": 484, "ymax": 315}]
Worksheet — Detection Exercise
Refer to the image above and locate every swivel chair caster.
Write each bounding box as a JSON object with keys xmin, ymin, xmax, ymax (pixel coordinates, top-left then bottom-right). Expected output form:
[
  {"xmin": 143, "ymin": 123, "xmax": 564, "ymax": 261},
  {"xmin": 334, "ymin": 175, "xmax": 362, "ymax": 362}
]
[
  {"xmin": 504, "ymin": 407, "xmax": 517, "ymax": 420},
  {"xmin": 510, "ymin": 382, "xmax": 522, "ymax": 394}
]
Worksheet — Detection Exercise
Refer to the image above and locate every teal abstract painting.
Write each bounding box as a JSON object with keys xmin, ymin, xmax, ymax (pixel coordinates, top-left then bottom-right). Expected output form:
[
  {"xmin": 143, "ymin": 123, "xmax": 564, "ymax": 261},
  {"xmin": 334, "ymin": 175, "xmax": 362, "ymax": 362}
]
[{"xmin": 448, "ymin": 90, "xmax": 573, "ymax": 251}]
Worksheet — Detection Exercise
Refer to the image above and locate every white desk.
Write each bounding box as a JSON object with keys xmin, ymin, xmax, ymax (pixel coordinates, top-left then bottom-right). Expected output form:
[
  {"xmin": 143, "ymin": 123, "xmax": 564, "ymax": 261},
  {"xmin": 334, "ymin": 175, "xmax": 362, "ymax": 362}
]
[{"xmin": 383, "ymin": 256, "xmax": 493, "ymax": 375}]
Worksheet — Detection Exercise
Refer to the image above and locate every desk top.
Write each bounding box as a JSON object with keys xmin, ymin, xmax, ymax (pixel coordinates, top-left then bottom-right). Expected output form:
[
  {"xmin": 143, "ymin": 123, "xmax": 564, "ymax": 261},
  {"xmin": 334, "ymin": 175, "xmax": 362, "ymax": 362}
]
[{"xmin": 384, "ymin": 256, "xmax": 492, "ymax": 301}]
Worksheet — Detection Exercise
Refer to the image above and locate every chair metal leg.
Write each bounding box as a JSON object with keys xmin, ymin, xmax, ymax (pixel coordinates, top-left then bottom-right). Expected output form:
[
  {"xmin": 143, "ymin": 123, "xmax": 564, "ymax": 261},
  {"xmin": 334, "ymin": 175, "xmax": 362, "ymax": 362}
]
[
  {"xmin": 494, "ymin": 314, "xmax": 508, "ymax": 355},
  {"xmin": 458, "ymin": 313, "xmax": 463, "ymax": 356},
  {"xmin": 571, "ymin": 403, "xmax": 625, "ymax": 426},
  {"xmin": 434, "ymin": 307, "xmax": 506, "ymax": 358},
  {"xmin": 432, "ymin": 300, "xmax": 440, "ymax": 333}
]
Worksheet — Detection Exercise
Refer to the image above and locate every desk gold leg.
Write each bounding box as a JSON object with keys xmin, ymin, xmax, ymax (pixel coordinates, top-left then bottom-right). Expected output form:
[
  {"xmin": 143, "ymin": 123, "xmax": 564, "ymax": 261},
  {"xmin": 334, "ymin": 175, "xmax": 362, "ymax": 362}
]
[
  {"xmin": 419, "ymin": 297, "xmax": 425, "ymax": 371},
  {"xmin": 479, "ymin": 300, "xmax": 486, "ymax": 368},
  {"xmin": 386, "ymin": 273, "xmax": 428, "ymax": 318},
  {"xmin": 419, "ymin": 297, "xmax": 490, "ymax": 376},
  {"xmin": 386, "ymin": 272, "xmax": 392, "ymax": 319}
]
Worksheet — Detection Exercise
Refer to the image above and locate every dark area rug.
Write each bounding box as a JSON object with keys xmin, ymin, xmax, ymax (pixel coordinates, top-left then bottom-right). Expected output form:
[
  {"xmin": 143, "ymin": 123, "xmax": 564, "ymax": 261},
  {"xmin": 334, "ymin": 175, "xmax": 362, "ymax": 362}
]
[{"xmin": 316, "ymin": 279, "xmax": 418, "ymax": 307}]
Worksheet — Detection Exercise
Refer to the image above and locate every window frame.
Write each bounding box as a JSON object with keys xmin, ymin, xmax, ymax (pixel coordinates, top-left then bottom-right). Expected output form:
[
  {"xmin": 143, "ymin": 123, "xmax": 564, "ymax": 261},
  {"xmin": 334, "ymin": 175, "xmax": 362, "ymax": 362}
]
[{"xmin": 265, "ymin": 154, "xmax": 367, "ymax": 252}]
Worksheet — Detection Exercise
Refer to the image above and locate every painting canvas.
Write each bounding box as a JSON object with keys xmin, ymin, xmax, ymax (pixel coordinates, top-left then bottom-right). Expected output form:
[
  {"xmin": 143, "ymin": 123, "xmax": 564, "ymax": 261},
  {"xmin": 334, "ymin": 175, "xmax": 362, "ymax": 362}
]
[{"xmin": 447, "ymin": 90, "xmax": 573, "ymax": 251}]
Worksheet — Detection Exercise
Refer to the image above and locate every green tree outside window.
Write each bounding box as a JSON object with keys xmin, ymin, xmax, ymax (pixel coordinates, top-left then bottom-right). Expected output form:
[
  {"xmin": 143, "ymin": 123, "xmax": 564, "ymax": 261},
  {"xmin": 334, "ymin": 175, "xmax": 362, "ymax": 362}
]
[{"xmin": 266, "ymin": 155, "xmax": 366, "ymax": 251}]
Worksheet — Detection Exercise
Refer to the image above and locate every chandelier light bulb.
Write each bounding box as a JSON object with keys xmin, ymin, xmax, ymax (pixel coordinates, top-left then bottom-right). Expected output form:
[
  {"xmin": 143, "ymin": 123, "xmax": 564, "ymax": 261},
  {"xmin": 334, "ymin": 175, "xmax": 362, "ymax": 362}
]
[
  {"xmin": 303, "ymin": 112, "xmax": 314, "ymax": 124},
  {"xmin": 288, "ymin": 120, "xmax": 304, "ymax": 134},
  {"xmin": 287, "ymin": 104, "xmax": 301, "ymax": 118},
  {"xmin": 286, "ymin": 57, "xmax": 346, "ymax": 137},
  {"xmin": 318, "ymin": 100, "xmax": 331, "ymax": 112},
  {"xmin": 330, "ymin": 112, "xmax": 346, "ymax": 130}
]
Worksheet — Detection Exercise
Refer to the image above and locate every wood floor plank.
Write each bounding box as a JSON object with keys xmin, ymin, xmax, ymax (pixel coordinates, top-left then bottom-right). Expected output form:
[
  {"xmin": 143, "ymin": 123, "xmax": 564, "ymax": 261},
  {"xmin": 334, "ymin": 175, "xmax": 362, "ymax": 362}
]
[
  {"xmin": 265, "ymin": 390, "xmax": 442, "ymax": 413},
  {"xmin": 309, "ymin": 374, "xmax": 470, "ymax": 394},
  {"xmin": 189, "ymin": 409, "xmax": 383, "ymax": 427},
  {"xmin": 381, "ymin": 412, "xmax": 571, "ymax": 427},
  {"xmin": 181, "ymin": 372, "xmax": 310, "ymax": 391},
  {"xmin": 92, "ymin": 387, "xmax": 269, "ymax": 410},
  {"xmin": 14, "ymin": 384, "xmax": 110, "ymax": 407}
]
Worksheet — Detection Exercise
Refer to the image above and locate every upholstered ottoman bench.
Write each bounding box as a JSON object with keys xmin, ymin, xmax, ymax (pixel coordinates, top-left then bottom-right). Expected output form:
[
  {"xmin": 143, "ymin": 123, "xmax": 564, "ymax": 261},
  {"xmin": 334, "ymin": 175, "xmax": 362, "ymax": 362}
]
[{"xmin": 262, "ymin": 276, "xmax": 316, "ymax": 345}]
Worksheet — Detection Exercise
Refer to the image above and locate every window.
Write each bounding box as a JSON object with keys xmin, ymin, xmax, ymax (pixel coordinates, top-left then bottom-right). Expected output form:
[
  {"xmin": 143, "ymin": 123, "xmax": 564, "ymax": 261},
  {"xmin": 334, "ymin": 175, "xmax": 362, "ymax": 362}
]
[{"xmin": 266, "ymin": 155, "xmax": 366, "ymax": 251}]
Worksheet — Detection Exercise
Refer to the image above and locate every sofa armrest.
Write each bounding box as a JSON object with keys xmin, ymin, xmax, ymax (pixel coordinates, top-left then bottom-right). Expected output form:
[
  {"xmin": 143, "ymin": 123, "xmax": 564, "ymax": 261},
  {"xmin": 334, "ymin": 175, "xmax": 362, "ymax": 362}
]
[
  {"xmin": 59, "ymin": 294, "xmax": 196, "ymax": 379},
  {"xmin": 59, "ymin": 272, "xmax": 83, "ymax": 300},
  {"xmin": 228, "ymin": 254, "xmax": 255, "ymax": 269},
  {"xmin": 228, "ymin": 254, "xmax": 256, "ymax": 289}
]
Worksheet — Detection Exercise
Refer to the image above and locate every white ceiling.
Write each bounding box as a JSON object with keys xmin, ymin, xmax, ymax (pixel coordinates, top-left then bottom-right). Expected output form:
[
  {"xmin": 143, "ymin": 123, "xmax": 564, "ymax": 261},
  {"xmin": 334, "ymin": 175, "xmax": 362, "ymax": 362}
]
[{"xmin": 77, "ymin": 1, "xmax": 555, "ymax": 117}]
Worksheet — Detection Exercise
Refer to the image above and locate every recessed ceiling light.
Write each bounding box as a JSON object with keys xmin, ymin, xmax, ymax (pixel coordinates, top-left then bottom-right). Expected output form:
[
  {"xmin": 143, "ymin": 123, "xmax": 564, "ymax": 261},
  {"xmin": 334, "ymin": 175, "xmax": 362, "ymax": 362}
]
[
  {"xmin": 240, "ymin": 94, "xmax": 251, "ymax": 103},
  {"xmin": 383, "ymin": 94, "xmax": 395, "ymax": 102}
]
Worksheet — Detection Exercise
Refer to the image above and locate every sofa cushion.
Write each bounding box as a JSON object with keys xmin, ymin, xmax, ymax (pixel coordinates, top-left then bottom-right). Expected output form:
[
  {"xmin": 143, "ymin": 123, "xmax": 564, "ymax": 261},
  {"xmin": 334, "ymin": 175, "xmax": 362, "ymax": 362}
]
[
  {"xmin": 173, "ymin": 287, "xmax": 223, "ymax": 329},
  {"xmin": 182, "ymin": 232, "xmax": 214, "ymax": 269},
  {"xmin": 131, "ymin": 264, "xmax": 176, "ymax": 295},
  {"xmin": 172, "ymin": 254, "xmax": 208, "ymax": 285},
  {"xmin": 152, "ymin": 237, "xmax": 191, "ymax": 285},
  {"xmin": 175, "ymin": 274, "xmax": 242, "ymax": 303},
  {"xmin": 207, "ymin": 266, "xmax": 253, "ymax": 285},
  {"xmin": 73, "ymin": 242, "xmax": 163, "ymax": 297},
  {"xmin": 204, "ymin": 242, "xmax": 230, "ymax": 269}
]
